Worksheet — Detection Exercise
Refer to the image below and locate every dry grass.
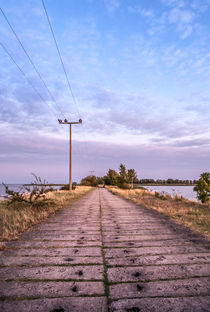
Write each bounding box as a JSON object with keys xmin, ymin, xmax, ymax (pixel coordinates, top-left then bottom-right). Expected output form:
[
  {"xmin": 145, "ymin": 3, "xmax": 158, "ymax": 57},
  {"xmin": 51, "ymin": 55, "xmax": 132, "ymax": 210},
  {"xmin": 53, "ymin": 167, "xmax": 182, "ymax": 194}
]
[
  {"xmin": 107, "ymin": 186, "xmax": 210, "ymax": 238},
  {"xmin": 0, "ymin": 186, "xmax": 93, "ymax": 242}
]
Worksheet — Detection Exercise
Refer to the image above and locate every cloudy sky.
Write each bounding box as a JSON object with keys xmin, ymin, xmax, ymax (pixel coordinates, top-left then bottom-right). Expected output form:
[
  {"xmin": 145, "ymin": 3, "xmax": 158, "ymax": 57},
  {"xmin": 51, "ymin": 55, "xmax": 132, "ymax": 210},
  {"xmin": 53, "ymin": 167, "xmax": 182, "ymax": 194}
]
[{"xmin": 0, "ymin": 0, "xmax": 210, "ymax": 183}]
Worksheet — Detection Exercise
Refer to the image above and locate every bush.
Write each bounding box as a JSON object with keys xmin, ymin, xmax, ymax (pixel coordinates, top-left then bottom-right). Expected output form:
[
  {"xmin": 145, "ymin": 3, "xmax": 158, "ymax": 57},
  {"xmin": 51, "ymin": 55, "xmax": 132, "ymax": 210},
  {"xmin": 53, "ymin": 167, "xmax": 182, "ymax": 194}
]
[
  {"xmin": 194, "ymin": 172, "xmax": 210, "ymax": 203},
  {"xmin": 60, "ymin": 182, "xmax": 77, "ymax": 190},
  {"xmin": 155, "ymin": 191, "xmax": 168, "ymax": 200},
  {"xmin": 80, "ymin": 176, "xmax": 98, "ymax": 187},
  {"xmin": 118, "ymin": 182, "xmax": 131, "ymax": 189},
  {"xmin": 3, "ymin": 174, "xmax": 54, "ymax": 208}
]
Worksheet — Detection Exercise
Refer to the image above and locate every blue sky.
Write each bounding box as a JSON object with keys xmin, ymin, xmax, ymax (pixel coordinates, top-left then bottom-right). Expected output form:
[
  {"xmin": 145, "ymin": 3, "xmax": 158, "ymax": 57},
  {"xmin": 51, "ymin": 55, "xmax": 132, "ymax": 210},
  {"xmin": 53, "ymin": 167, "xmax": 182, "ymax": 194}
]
[{"xmin": 0, "ymin": 0, "xmax": 209, "ymax": 183}]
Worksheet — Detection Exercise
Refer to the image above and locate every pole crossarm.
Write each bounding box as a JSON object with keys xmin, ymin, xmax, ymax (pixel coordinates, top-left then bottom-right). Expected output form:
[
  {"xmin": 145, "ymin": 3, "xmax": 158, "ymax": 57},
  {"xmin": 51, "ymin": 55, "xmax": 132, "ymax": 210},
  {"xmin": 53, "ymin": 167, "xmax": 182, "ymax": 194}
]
[
  {"xmin": 58, "ymin": 118, "xmax": 82, "ymax": 191},
  {"xmin": 58, "ymin": 118, "xmax": 82, "ymax": 125}
]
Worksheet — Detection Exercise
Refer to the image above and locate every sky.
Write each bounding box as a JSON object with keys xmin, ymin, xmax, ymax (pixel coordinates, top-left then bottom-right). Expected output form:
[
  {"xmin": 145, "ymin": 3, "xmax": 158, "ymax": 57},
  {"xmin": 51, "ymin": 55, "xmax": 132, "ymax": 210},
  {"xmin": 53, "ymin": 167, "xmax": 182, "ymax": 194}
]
[{"xmin": 0, "ymin": 0, "xmax": 210, "ymax": 183}]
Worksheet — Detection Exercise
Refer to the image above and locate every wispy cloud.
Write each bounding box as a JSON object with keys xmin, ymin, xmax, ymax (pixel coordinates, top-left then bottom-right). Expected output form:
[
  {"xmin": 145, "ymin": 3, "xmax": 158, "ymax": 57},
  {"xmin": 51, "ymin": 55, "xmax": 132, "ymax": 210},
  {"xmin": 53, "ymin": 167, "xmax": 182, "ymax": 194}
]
[
  {"xmin": 128, "ymin": 6, "xmax": 154, "ymax": 19},
  {"xmin": 104, "ymin": 0, "xmax": 120, "ymax": 14},
  {"xmin": 161, "ymin": 0, "xmax": 186, "ymax": 8},
  {"xmin": 1, "ymin": 133, "xmax": 209, "ymax": 182},
  {"xmin": 129, "ymin": 0, "xmax": 209, "ymax": 40},
  {"xmin": 168, "ymin": 8, "xmax": 194, "ymax": 39}
]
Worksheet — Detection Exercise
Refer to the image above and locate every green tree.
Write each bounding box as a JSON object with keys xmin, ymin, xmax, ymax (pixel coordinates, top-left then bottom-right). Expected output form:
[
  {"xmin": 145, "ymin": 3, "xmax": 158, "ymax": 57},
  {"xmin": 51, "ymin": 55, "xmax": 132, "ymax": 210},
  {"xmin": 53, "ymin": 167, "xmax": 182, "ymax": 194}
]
[
  {"xmin": 117, "ymin": 164, "xmax": 130, "ymax": 189},
  {"xmin": 119, "ymin": 163, "xmax": 128, "ymax": 183},
  {"xmin": 104, "ymin": 169, "xmax": 119, "ymax": 185},
  {"xmin": 194, "ymin": 172, "xmax": 210, "ymax": 203},
  {"xmin": 97, "ymin": 177, "xmax": 104, "ymax": 185},
  {"xmin": 127, "ymin": 169, "xmax": 138, "ymax": 184},
  {"xmin": 80, "ymin": 175, "xmax": 98, "ymax": 187}
]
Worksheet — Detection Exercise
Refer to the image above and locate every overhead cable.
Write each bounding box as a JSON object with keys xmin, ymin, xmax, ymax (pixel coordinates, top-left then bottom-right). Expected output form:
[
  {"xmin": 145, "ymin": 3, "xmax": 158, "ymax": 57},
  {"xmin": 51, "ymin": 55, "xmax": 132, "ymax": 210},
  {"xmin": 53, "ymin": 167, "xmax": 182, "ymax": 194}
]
[
  {"xmin": 0, "ymin": 6, "xmax": 64, "ymax": 117},
  {"xmin": 41, "ymin": 1, "xmax": 90, "ymax": 164},
  {"xmin": 41, "ymin": 0, "xmax": 81, "ymax": 118},
  {"xmin": 0, "ymin": 42, "xmax": 58, "ymax": 117}
]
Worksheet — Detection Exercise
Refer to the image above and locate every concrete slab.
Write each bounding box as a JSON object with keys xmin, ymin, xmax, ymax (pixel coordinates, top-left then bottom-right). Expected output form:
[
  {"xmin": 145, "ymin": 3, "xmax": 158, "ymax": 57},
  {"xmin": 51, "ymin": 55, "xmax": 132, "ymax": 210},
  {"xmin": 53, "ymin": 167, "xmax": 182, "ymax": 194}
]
[
  {"xmin": 0, "ymin": 297, "xmax": 107, "ymax": 312},
  {"xmin": 19, "ymin": 234, "xmax": 101, "ymax": 241},
  {"xmin": 0, "ymin": 256, "xmax": 103, "ymax": 266},
  {"xmin": 0, "ymin": 265, "xmax": 104, "ymax": 280},
  {"xmin": 0, "ymin": 281, "xmax": 104, "ymax": 298},
  {"xmin": 104, "ymin": 239, "xmax": 206, "ymax": 248},
  {"xmin": 2, "ymin": 247, "xmax": 102, "ymax": 257},
  {"xmin": 6, "ymin": 240, "xmax": 102, "ymax": 248},
  {"xmin": 109, "ymin": 296, "xmax": 210, "ymax": 312},
  {"xmin": 105, "ymin": 245, "xmax": 207, "ymax": 258},
  {"xmin": 103, "ymin": 235, "xmax": 187, "ymax": 242},
  {"xmin": 109, "ymin": 277, "xmax": 210, "ymax": 299},
  {"xmin": 107, "ymin": 264, "xmax": 210, "ymax": 282},
  {"xmin": 106, "ymin": 253, "xmax": 210, "ymax": 266}
]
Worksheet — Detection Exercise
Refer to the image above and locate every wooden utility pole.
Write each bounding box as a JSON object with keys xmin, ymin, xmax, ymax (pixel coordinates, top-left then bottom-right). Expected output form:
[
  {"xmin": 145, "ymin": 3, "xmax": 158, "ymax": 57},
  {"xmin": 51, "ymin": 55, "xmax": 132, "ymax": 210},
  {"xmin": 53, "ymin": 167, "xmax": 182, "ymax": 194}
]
[
  {"xmin": 131, "ymin": 176, "xmax": 134, "ymax": 189},
  {"xmin": 58, "ymin": 118, "xmax": 82, "ymax": 191}
]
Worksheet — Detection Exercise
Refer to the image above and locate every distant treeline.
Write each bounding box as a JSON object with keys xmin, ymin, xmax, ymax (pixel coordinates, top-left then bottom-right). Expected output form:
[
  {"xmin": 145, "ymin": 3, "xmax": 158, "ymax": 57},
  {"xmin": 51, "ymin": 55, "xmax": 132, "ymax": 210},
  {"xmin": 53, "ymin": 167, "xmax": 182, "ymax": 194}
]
[
  {"xmin": 80, "ymin": 164, "xmax": 197, "ymax": 188},
  {"xmin": 137, "ymin": 179, "xmax": 197, "ymax": 185}
]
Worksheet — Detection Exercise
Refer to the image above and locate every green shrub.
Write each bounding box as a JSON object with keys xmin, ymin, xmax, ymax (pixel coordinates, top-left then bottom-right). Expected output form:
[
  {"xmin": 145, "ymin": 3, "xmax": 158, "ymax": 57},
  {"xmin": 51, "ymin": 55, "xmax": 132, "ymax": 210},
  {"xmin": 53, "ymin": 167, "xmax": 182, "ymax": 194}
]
[
  {"xmin": 194, "ymin": 172, "xmax": 210, "ymax": 203},
  {"xmin": 60, "ymin": 182, "xmax": 77, "ymax": 190},
  {"xmin": 118, "ymin": 182, "xmax": 131, "ymax": 189},
  {"xmin": 80, "ymin": 176, "xmax": 98, "ymax": 187}
]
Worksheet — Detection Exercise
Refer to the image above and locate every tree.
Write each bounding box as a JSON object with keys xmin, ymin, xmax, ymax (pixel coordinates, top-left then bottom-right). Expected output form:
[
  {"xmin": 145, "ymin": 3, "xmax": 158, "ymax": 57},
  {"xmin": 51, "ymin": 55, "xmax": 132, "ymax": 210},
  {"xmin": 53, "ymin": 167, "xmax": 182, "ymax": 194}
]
[
  {"xmin": 97, "ymin": 177, "xmax": 104, "ymax": 185},
  {"xmin": 119, "ymin": 164, "xmax": 128, "ymax": 183},
  {"xmin": 80, "ymin": 175, "xmax": 98, "ymax": 187},
  {"xmin": 167, "ymin": 178, "xmax": 174, "ymax": 184},
  {"xmin": 127, "ymin": 169, "xmax": 138, "ymax": 184},
  {"xmin": 117, "ymin": 164, "xmax": 131, "ymax": 189},
  {"xmin": 104, "ymin": 169, "xmax": 119, "ymax": 185},
  {"xmin": 194, "ymin": 172, "xmax": 210, "ymax": 203}
]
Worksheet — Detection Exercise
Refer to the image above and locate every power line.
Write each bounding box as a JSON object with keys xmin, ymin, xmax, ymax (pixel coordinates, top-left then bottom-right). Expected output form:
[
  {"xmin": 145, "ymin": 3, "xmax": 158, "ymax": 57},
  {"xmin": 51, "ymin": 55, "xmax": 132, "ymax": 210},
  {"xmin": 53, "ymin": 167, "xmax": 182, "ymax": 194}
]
[
  {"xmin": 0, "ymin": 42, "xmax": 57, "ymax": 117},
  {"xmin": 41, "ymin": 1, "xmax": 91, "ymax": 173},
  {"xmin": 0, "ymin": 6, "xmax": 64, "ymax": 117},
  {"xmin": 41, "ymin": 0, "xmax": 81, "ymax": 118}
]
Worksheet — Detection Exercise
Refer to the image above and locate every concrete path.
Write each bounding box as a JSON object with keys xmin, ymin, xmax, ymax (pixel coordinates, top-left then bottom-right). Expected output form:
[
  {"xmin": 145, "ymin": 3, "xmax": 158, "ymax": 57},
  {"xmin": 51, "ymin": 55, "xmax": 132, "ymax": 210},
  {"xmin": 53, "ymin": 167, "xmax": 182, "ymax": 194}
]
[{"xmin": 0, "ymin": 188, "xmax": 209, "ymax": 312}]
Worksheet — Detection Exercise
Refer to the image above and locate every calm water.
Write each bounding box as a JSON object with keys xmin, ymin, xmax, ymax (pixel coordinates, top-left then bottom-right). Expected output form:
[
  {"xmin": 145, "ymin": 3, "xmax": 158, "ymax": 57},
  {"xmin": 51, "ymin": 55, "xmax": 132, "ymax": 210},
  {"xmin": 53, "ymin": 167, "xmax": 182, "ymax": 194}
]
[
  {"xmin": 143, "ymin": 185, "xmax": 197, "ymax": 201},
  {"xmin": 0, "ymin": 184, "xmax": 23, "ymax": 197}
]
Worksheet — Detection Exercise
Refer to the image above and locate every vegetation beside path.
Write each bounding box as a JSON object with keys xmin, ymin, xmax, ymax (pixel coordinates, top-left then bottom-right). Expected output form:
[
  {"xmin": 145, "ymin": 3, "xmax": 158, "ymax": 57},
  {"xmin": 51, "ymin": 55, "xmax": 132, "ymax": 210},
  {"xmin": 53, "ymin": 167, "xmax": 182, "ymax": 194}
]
[
  {"xmin": 0, "ymin": 186, "xmax": 93, "ymax": 242},
  {"xmin": 107, "ymin": 186, "xmax": 210, "ymax": 238}
]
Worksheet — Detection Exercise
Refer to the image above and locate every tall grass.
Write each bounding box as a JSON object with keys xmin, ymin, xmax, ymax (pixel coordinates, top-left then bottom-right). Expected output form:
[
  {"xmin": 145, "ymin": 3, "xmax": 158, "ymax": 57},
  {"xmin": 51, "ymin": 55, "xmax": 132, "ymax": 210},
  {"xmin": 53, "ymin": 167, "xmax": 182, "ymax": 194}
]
[
  {"xmin": 0, "ymin": 186, "xmax": 93, "ymax": 242},
  {"xmin": 107, "ymin": 186, "xmax": 210, "ymax": 238}
]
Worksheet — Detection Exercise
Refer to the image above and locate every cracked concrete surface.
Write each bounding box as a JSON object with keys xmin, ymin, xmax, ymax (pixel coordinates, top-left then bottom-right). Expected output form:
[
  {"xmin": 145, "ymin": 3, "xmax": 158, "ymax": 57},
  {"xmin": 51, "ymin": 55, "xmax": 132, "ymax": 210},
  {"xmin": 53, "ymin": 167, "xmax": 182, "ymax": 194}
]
[{"xmin": 0, "ymin": 188, "xmax": 209, "ymax": 311}]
